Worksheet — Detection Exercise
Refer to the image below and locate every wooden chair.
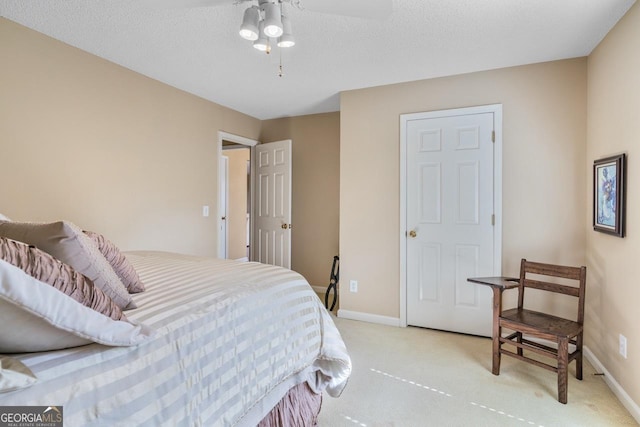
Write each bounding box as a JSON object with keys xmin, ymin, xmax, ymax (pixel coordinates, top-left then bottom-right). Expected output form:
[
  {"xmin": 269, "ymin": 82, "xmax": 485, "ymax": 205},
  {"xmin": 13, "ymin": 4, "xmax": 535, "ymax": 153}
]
[{"xmin": 496, "ymin": 259, "xmax": 587, "ymax": 404}]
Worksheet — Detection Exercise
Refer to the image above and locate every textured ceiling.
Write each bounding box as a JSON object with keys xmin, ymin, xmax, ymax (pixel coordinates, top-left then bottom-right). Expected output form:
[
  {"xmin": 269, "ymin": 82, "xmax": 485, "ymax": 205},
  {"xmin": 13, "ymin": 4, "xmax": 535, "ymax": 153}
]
[{"xmin": 0, "ymin": 0, "xmax": 635, "ymax": 120}]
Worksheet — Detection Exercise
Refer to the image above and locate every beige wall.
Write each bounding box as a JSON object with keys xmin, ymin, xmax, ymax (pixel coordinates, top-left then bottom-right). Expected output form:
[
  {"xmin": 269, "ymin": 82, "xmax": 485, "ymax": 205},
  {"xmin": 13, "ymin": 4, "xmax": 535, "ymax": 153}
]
[
  {"xmin": 3, "ymin": 5, "xmax": 638, "ymax": 410},
  {"xmin": 223, "ymin": 148, "xmax": 250, "ymax": 260},
  {"xmin": 340, "ymin": 58, "xmax": 587, "ymax": 318},
  {"xmin": 260, "ymin": 113, "xmax": 340, "ymax": 287},
  {"xmin": 0, "ymin": 17, "xmax": 339, "ymax": 291},
  {"xmin": 587, "ymin": 2, "xmax": 640, "ymax": 407},
  {"xmin": 0, "ymin": 18, "xmax": 261, "ymax": 256}
]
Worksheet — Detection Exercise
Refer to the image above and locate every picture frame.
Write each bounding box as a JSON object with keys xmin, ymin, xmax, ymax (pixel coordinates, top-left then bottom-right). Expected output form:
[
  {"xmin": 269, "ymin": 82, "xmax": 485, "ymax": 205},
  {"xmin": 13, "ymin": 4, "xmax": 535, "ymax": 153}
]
[{"xmin": 593, "ymin": 153, "xmax": 626, "ymax": 237}]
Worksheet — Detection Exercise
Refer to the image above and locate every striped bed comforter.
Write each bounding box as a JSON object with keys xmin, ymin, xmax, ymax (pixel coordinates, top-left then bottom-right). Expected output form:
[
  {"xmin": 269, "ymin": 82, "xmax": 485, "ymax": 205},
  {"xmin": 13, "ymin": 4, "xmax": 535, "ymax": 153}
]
[{"xmin": 0, "ymin": 251, "xmax": 351, "ymax": 426}]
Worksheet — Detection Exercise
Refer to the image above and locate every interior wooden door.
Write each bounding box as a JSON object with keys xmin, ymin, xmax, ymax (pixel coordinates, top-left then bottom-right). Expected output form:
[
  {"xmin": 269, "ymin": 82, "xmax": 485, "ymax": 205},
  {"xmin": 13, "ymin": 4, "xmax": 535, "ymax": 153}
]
[
  {"xmin": 405, "ymin": 110, "xmax": 497, "ymax": 336},
  {"xmin": 254, "ymin": 139, "xmax": 292, "ymax": 269}
]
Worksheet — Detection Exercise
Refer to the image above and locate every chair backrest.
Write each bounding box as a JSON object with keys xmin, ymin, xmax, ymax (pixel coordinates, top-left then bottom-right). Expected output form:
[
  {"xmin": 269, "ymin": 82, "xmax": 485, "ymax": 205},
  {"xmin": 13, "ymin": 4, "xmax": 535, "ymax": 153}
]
[{"xmin": 517, "ymin": 259, "xmax": 587, "ymax": 323}]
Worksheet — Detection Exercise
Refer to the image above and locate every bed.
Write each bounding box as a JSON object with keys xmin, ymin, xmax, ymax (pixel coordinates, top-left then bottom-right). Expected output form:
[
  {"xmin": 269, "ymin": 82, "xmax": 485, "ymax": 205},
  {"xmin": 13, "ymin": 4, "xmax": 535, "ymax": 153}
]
[{"xmin": 0, "ymin": 225, "xmax": 351, "ymax": 426}]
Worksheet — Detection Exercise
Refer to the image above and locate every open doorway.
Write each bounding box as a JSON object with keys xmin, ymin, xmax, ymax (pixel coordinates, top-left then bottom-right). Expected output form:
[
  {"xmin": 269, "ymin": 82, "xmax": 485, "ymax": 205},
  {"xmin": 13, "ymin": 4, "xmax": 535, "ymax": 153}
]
[
  {"xmin": 217, "ymin": 132, "xmax": 293, "ymax": 268},
  {"xmin": 222, "ymin": 143, "xmax": 251, "ymax": 261},
  {"xmin": 218, "ymin": 131, "xmax": 258, "ymax": 261}
]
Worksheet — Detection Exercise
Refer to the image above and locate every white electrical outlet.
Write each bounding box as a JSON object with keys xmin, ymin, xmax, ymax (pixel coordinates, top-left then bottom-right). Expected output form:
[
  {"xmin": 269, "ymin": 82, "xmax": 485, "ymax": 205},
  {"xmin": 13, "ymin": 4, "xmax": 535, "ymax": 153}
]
[
  {"xmin": 202, "ymin": 205, "xmax": 210, "ymax": 217},
  {"xmin": 349, "ymin": 280, "xmax": 358, "ymax": 293},
  {"xmin": 619, "ymin": 334, "xmax": 627, "ymax": 359}
]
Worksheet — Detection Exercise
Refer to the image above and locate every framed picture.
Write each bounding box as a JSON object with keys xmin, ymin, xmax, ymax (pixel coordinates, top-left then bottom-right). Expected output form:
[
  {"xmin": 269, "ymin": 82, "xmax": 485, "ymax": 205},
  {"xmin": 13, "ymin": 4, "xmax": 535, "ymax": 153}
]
[{"xmin": 593, "ymin": 153, "xmax": 626, "ymax": 237}]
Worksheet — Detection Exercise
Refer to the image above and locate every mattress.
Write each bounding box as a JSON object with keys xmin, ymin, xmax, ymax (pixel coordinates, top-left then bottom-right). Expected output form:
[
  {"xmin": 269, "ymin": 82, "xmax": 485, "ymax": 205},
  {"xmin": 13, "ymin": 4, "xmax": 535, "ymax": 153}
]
[{"xmin": 0, "ymin": 251, "xmax": 351, "ymax": 426}]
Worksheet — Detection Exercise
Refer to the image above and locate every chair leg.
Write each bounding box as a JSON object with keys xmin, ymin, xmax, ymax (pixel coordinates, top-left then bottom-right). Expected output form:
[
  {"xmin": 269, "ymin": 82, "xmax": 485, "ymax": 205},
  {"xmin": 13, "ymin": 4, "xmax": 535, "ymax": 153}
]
[
  {"xmin": 557, "ymin": 338, "xmax": 569, "ymax": 404},
  {"xmin": 575, "ymin": 334, "xmax": 583, "ymax": 381},
  {"xmin": 492, "ymin": 325, "xmax": 501, "ymax": 375},
  {"xmin": 491, "ymin": 287, "xmax": 502, "ymax": 375}
]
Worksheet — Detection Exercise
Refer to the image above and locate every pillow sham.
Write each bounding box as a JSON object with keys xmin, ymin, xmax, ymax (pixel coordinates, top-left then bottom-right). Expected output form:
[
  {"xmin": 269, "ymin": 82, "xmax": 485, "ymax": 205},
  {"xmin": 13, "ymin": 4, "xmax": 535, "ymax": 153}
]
[
  {"xmin": 0, "ymin": 259, "xmax": 154, "ymax": 353},
  {"xmin": 84, "ymin": 230, "xmax": 145, "ymax": 294},
  {"xmin": 0, "ymin": 237, "xmax": 125, "ymax": 321},
  {"xmin": 0, "ymin": 221, "xmax": 135, "ymax": 309}
]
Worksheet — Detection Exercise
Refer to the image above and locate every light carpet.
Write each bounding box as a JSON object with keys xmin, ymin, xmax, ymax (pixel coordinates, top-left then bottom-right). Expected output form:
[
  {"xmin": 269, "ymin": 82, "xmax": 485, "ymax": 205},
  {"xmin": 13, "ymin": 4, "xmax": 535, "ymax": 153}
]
[{"xmin": 319, "ymin": 316, "xmax": 637, "ymax": 427}]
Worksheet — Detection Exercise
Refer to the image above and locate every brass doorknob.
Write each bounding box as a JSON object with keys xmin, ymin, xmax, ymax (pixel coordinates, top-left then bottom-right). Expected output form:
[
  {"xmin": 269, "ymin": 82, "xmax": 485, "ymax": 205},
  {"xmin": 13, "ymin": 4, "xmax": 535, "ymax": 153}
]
[
  {"xmin": 281, "ymin": 224, "xmax": 288, "ymax": 229},
  {"xmin": 409, "ymin": 230, "xmax": 417, "ymax": 238}
]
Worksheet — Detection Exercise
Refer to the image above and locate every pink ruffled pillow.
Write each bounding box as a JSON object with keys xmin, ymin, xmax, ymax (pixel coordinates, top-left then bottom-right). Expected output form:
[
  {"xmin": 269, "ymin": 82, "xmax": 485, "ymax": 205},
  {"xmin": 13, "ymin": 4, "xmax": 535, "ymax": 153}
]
[
  {"xmin": 84, "ymin": 230, "xmax": 145, "ymax": 294},
  {"xmin": 0, "ymin": 237, "xmax": 125, "ymax": 321},
  {"xmin": 0, "ymin": 221, "xmax": 135, "ymax": 309}
]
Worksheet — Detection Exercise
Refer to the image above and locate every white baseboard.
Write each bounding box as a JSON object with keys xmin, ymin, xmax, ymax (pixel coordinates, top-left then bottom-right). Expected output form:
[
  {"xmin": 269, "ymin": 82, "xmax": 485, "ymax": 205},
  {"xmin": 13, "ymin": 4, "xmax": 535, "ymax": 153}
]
[
  {"xmin": 337, "ymin": 309, "xmax": 401, "ymax": 327},
  {"xmin": 584, "ymin": 346, "xmax": 640, "ymax": 424}
]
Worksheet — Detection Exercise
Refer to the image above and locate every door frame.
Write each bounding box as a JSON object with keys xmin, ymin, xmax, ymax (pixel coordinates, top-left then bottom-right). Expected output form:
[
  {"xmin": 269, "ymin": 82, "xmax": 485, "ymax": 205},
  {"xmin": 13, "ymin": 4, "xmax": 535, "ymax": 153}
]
[
  {"xmin": 217, "ymin": 131, "xmax": 258, "ymax": 259},
  {"xmin": 399, "ymin": 104, "xmax": 503, "ymax": 327},
  {"xmin": 219, "ymin": 155, "xmax": 229, "ymax": 259}
]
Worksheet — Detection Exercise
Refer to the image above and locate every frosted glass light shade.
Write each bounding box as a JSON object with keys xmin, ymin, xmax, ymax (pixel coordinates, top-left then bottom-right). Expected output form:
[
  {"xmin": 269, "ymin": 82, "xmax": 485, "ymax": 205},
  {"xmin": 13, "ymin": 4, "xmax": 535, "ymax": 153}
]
[
  {"xmin": 277, "ymin": 15, "xmax": 294, "ymax": 47},
  {"xmin": 253, "ymin": 40, "xmax": 269, "ymax": 52},
  {"xmin": 277, "ymin": 35, "xmax": 295, "ymax": 48},
  {"xmin": 239, "ymin": 6, "xmax": 260, "ymax": 41},
  {"xmin": 253, "ymin": 22, "xmax": 269, "ymax": 52},
  {"xmin": 263, "ymin": 3, "xmax": 283, "ymax": 38}
]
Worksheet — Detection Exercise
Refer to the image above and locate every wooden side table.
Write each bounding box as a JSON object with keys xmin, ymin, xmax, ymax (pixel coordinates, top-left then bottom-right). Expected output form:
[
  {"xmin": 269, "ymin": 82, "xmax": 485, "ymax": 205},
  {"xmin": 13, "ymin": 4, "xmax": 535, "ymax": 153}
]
[{"xmin": 467, "ymin": 276, "xmax": 520, "ymax": 374}]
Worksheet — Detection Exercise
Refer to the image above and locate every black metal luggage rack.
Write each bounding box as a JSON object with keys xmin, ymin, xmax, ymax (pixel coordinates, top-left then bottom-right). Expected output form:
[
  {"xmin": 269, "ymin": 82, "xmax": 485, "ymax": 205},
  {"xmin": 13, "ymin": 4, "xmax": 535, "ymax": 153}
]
[{"xmin": 324, "ymin": 255, "xmax": 339, "ymax": 311}]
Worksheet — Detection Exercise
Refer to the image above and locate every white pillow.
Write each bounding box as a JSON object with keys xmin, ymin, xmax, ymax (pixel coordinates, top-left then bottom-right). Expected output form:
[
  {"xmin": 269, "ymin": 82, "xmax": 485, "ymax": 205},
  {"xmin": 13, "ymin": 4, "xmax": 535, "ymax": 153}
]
[
  {"xmin": 0, "ymin": 213, "xmax": 11, "ymax": 221},
  {"xmin": 0, "ymin": 259, "xmax": 154, "ymax": 353},
  {"xmin": 0, "ymin": 221, "xmax": 135, "ymax": 309}
]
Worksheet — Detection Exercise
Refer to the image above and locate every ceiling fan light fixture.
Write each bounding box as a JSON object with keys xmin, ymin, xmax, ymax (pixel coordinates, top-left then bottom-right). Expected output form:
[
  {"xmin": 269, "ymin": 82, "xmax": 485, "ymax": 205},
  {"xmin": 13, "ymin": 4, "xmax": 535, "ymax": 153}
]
[
  {"xmin": 239, "ymin": 6, "xmax": 260, "ymax": 41},
  {"xmin": 263, "ymin": 3, "xmax": 283, "ymax": 38},
  {"xmin": 277, "ymin": 15, "xmax": 295, "ymax": 47}
]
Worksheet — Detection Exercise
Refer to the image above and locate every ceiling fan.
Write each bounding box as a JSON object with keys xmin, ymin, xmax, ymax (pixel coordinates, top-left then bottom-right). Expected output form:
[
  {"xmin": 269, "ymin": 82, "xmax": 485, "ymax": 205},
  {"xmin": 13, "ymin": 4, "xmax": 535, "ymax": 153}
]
[
  {"xmin": 154, "ymin": 0, "xmax": 393, "ymax": 75},
  {"xmin": 156, "ymin": 0, "xmax": 394, "ymax": 21}
]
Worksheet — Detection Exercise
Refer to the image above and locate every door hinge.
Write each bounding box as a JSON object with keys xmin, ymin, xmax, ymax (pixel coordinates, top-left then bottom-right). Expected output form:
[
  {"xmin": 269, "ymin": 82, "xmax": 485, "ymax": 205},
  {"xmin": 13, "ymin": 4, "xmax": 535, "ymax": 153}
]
[
  {"xmin": 491, "ymin": 214, "xmax": 495, "ymax": 226},
  {"xmin": 491, "ymin": 130, "xmax": 495, "ymax": 143}
]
